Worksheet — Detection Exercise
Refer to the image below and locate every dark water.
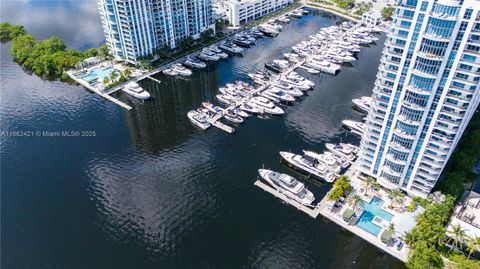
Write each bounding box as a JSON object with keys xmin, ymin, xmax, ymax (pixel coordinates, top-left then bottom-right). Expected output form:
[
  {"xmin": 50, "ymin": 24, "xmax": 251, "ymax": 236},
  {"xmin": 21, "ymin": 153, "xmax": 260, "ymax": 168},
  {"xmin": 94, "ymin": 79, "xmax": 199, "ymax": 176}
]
[{"xmin": 1, "ymin": 1, "xmax": 405, "ymax": 268}]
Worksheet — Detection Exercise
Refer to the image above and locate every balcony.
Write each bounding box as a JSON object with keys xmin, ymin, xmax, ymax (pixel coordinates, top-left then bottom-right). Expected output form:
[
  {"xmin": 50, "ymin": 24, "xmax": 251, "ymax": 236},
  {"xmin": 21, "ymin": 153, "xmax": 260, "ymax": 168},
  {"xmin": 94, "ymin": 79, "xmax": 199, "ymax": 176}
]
[
  {"xmin": 379, "ymin": 175, "xmax": 401, "ymax": 189},
  {"xmin": 416, "ymin": 167, "xmax": 439, "ymax": 179},
  {"xmin": 394, "ymin": 128, "xmax": 416, "ymax": 140},
  {"xmin": 386, "ymin": 154, "xmax": 407, "ymax": 165},
  {"xmin": 417, "ymin": 50, "xmax": 444, "ymax": 61},
  {"xmin": 421, "ymin": 157, "xmax": 444, "ymax": 169},
  {"xmin": 429, "ymin": 11, "xmax": 457, "ymax": 21},
  {"xmin": 389, "ymin": 141, "xmax": 411, "ymax": 153},
  {"xmin": 414, "ymin": 176, "xmax": 436, "ymax": 188},
  {"xmin": 397, "ymin": 114, "xmax": 421, "ymax": 126},
  {"xmin": 411, "ymin": 67, "xmax": 438, "ymax": 79},
  {"xmin": 423, "ymin": 31, "xmax": 451, "ymax": 42},
  {"xmin": 411, "ymin": 181, "xmax": 432, "ymax": 193}
]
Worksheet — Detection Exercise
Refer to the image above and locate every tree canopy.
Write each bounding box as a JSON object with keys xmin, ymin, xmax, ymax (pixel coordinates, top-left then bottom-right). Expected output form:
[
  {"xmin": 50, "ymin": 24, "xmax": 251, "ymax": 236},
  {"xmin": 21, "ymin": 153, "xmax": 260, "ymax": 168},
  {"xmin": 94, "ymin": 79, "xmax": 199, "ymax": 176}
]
[
  {"xmin": 1, "ymin": 22, "xmax": 109, "ymax": 79},
  {"xmin": 381, "ymin": 7, "xmax": 395, "ymax": 20}
]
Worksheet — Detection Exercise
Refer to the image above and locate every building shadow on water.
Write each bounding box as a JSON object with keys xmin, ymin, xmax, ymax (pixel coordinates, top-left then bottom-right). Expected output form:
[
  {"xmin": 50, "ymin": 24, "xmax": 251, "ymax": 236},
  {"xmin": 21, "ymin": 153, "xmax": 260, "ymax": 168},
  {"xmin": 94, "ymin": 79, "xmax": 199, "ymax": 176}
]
[{"xmin": 119, "ymin": 70, "xmax": 219, "ymax": 155}]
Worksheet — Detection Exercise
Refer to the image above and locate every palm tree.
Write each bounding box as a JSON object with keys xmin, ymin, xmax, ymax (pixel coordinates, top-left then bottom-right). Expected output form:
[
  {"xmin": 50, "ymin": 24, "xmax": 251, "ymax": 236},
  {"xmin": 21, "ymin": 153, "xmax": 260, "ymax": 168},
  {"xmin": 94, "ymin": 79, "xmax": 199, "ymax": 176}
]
[
  {"xmin": 466, "ymin": 236, "xmax": 480, "ymax": 259},
  {"xmin": 348, "ymin": 193, "xmax": 364, "ymax": 211},
  {"xmin": 363, "ymin": 176, "xmax": 375, "ymax": 196},
  {"xmin": 387, "ymin": 223, "xmax": 395, "ymax": 233},
  {"xmin": 447, "ymin": 224, "xmax": 466, "ymax": 252},
  {"xmin": 388, "ymin": 188, "xmax": 404, "ymax": 208}
]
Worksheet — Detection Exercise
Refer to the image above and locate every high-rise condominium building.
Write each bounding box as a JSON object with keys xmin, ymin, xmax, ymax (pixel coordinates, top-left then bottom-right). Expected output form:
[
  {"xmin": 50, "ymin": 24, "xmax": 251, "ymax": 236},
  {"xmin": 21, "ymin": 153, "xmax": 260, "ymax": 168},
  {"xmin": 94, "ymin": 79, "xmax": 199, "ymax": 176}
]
[
  {"xmin": 98, "ymin": 0, "xmax": 214, "ymax": 64},
  {"xmin": 358, "ymin": 0, "xmax": 480, "ymax": 197}
]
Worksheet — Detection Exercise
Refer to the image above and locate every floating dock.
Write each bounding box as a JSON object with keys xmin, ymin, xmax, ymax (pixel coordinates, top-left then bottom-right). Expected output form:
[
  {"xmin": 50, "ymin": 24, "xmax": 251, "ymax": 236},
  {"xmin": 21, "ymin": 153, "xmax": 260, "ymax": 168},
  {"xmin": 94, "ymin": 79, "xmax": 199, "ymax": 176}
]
[{"xmin": 254, "ymin": 179, "xmax": 322, "ymax": 218}]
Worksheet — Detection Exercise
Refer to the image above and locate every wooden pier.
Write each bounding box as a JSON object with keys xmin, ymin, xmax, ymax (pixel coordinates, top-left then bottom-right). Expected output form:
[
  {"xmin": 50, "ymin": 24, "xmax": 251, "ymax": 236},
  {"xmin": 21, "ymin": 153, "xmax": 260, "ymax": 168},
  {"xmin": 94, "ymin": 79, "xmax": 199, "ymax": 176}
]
[{"xmin": 254, "ymin": 180, "xmax": 322, "ymax": 218}]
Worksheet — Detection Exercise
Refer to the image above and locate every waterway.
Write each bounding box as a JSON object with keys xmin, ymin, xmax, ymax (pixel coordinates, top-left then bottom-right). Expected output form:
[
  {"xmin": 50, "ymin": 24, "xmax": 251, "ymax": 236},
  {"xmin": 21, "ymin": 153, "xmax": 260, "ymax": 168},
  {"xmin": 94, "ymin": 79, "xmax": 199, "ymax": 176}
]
[{"xmin": 1, "ymin": 1, "xmax": 405, "ymax": 268}]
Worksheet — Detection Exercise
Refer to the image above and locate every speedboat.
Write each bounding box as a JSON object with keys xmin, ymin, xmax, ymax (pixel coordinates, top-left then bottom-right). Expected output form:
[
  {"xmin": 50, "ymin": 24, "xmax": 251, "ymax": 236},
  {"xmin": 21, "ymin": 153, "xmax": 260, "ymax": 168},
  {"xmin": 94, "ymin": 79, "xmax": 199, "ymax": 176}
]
[
  {"xmin": 202, "ymin": 102, "xmax": 223, "ymax": 114},
  {"xmin": 171, "ymin": 63, "xmax": 192, "ymax": 76},
  {"xmin": 249, "ymin": 96, "xmax": 285, "ymax": 115},
  {"xmin": 325, "ymin": 143, "xmax": 356, "ymax": 161},
  {"xmin": 332, "ymin": 154, "xmax": 350, "ymax": 169},
  {"xmin": 122, "ymin": 82, "xmax": 150, "ymax": 99},
  {"xmin": 258, "ymin": 169, "xmax": 315, "ymax": 207},
  {"xmin": 184, "ymin": 56, "xmax": 207, "ymax": 69},
  {"xmin": 287, "ymin": 73, "xmax": 315, "ymax": 87},
  {"xmin": 303, "ymin": 150, "xmax": 341, "ymax": 174},
  {"xmin": 224, "ymin": 110, "xmax": 244, "ymax": 124},
  {"xmin": 187, "ymin": 110, "xmax": 211, "ymax": 130},
  {"xmin": 342, "ymin": 120, "xmax": 365, "ymax": 136},
  {"xmin": 265, "ymin": 61, "xmax": 286, "ymax": 73},
  {"xmin": 352, "ymin": 96, "xmax": 372, "ymax": 113},
  {"xmin": 209, "ymin": 45, "xmax": 229, "ymax": 59},
  {"xmin": 279, "ymin": 151, "xmax": 335, "ymax": 183}
]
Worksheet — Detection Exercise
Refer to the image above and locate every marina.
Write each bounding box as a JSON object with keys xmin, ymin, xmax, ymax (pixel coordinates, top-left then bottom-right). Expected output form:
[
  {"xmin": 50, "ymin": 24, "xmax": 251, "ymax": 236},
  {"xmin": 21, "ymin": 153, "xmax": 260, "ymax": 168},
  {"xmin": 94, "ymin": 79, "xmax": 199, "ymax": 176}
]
[
  {"xmin": 2, "ymin": 3, "xmax": 406, "ymax": 268},
  {"xmin": 189, "ymin": 20, "xmax": 381, "ymax": 134}
]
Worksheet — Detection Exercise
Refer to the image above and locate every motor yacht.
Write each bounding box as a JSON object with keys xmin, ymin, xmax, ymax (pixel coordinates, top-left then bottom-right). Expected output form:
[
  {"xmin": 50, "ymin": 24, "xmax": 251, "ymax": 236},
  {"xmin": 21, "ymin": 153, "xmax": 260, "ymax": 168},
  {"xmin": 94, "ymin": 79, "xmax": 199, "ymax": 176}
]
[
  {"xmin": 162, "ymin": 68, "xmax": 178, "ymax": 76},
  {"xmin": 258, "ymin": 169, "xmax": 315, "ymax": 207},
  {"xmin": 216, "ymin": 94, "xmax": 238, "ymax": 105},
  {"xmin": 271, "ymin": 86, "xmax": 303, "ymax": 97},
  {"xmin": 342, "ymin": 120, "xmax": 365, "ymax": 136},
  {"xmin": 249, "ymin": 96, "xmax": 285, "ymax": 115},
  {"xmin": 279, "ymin": 151, "xmax": 335, "ymax": 183},
  {"xmin": 239, "ymin": 103, "xmax": 261, "ymax": 114},
  {"xmin": 224, "ymin": 110, "xmax": 244, "ymax": 124},
  {"xmin": 184, "ymin": 56, "xmax": 207, "ymax": 69},
  {"xmin": 263, "ymin": 88, "xmax": 295, "ymax": 103},
  {"xmin": 171, "ymin": 63, "xmax": 192, "ymax": 76},
  {"xmin": 209, "ymin": 45, "xmax": 229, "ymax": 59},
  {"xmin": 280, "ymin": 77, "xmax": 311, "ymax": 90},
  {"xmin": 303, "ymin": 150, "xmax": 341, "ymax": 174},
  {"xmin": 233, "ymin": 108, "xmax": 249, "ymax": 118},
  {"xmin": 202, "ymin": 102, "xmax": 223, "ymax": 114},
  {"xmin": 325, "ymin": 143, "xmax": 356, "ymax": 161},
  {"xmin": 122, "ymin": 82, "xmax": 150, "ymax": 99},
  {"xmin": 219, "ymin": 42, "xmax": 244, "ymax": 54},
  {"xmin": 352, "ymin": 96, "xmax": 372, "ymax": 113},
  {"xmin": 187, "ymin": 110, "xmax": 211, "ymax": 130},
  {"xmin": 198, "ymin": 48, "xmax": 220, "ymax": 61}
]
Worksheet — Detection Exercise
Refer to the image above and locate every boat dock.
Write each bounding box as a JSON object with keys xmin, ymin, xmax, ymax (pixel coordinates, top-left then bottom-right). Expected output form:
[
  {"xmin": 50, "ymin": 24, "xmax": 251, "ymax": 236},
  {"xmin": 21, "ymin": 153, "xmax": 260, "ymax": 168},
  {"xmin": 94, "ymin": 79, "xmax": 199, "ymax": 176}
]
[
  {"xmin": 66, "ymin": 71, "xmax": 133, "ymax": 110},
  {"xmin": 254, "ymin": 179, "xmax": 322, "ymax": 218}
]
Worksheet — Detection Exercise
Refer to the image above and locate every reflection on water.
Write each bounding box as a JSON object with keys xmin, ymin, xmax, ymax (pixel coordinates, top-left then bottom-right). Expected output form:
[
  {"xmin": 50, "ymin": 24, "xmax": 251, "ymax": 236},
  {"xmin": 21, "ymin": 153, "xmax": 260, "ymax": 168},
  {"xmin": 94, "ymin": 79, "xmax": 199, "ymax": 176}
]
[{"xmin": 1, "ymin": 6, "xmax": 406, "ymax": 269}]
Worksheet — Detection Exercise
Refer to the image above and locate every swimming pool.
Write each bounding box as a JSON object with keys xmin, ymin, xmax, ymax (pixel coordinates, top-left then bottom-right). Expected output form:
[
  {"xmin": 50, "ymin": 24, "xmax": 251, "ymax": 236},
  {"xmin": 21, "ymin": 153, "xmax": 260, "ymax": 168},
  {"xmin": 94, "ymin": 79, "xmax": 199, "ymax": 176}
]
[
  {"xmin": 355, "ymin": 197, "xmax": 393, "ymax": 236},
  {"xmin": 80, "ymin": 66, "xmax": 113, "ymax": 82}
]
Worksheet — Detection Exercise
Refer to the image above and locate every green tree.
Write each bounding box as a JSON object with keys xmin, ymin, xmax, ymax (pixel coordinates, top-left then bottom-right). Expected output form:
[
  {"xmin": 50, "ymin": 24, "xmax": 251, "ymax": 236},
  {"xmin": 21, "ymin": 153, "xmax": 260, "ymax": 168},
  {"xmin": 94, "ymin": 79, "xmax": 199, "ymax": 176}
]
[
  {"xmin": 388, "ymin": 188, "xmax": 405, "ymax": 207},
  {"xmin": 406, "ymin": 241, "xmax": 443, "ymax": 269},
  {"xmin": 466, "ymin": 237, "xmax": 480, "ymax": 259},
  {"xmin": 363, "ymin": 176, "xmax": 375, "ymax": 195},
  {"xmin": 447, "ymin": 224, "xmax": 466, "ymax": 252},
  {"xmin": 348, "ymin": 193, "xmax": 364, "ymax": 210},
  {"xmin": 387, "ymin": 223, "xmax": 395, "ymax": 233},
  {"xmin": 381, "ymin": 7, "xmax": 395, "ymax": 20}
]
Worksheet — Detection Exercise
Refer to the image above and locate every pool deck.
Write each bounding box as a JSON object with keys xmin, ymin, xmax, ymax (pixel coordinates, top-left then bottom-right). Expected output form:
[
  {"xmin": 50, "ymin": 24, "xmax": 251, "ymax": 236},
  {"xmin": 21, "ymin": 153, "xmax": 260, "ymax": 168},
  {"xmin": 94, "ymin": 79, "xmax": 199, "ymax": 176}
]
[
  {"xmin": 66, "ymin": 71, "xmax": 132, "ymax": 110},
  {"xmin": 317, "ymin": 163, "xmax": 409, "ymax": 262}
]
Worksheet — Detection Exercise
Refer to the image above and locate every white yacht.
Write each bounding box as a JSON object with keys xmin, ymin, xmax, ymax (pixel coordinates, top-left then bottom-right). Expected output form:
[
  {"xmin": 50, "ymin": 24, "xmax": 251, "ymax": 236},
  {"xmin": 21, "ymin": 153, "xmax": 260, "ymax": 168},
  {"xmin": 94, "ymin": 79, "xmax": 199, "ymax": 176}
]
[
  {"xmin": 184, "ymin": 56, "xmax": 207, "ymax": 69},
  {"xmin": 279, "ymin": 151, "xmax": 335, "ymax": 183},
  {"xmin": 342, "ymin": 120, "xmax": 365, "ymax": 136},
  {"xmin": 239, "ymin": 103, "xmax": 261, "ymax": 114},
  {"xmin": 187, "ymin": 110, "xmax": 211, "ymax": 130},
  {"xmin": 224, "ymin": 110, "xmax": 244, "ymax": 124},
  {"xmin": 233, "ymin": 108, "xmax": 249, "ymax": 118},
  {"xmin": 352, "ymin": 96, "xmax": 372, "ymax": 113},
  {"xmin": 258, "ymin": 169, "xmax": 315, "ymax": 207},
  {"xmin": 122, "ymin": 82, "xmax": 150, "ymax": 99},
  {"xmin": 162, "ymin": 68, "xmax": 177, "ymax": 76},
  {"xmin": 280, "ymin": 77, "xmax": 311, "ymax": 90},
  {"xmin": 202, "ymin": 102, "xmax": 223, "ymax": 114},
  {"xmin": 303, "ymin": 150, "xmax": 341, "ymax": 174},
  {"xmin": 209, "ymin": 45, "xmax": 229, "ymax": 59},
  {"xmin": 219, "ymin": 42, "xmax": 244, "ymax": 54},
  {"xmin": 171, "ymin": 63, "xmax": 192, "ymax": 76},
  {"xmin": 249, "ymin": 96, "xmax": 285, "ymax": 115},
  {"xmin": 287, "ymin": 72, "xmax": 315, "ymax": 87},
  {"xmin": 305, "ymin": 60, "xmax": 341, "ymax": 75},
  {"xmin": 198, "ymin": 48, "xmax": 220, "ymax": 61},
  {"xmin": 216, "ymin": 94, "xmax": 238, "ymax": 105},
  {"xmin": 271, "ymin": 86, "xmax": 303, "ymax": 98},
  {"xmin": 263, "ymin": 88, "xmax": 295, "ymax": 102},
  {"xmin": 325, "ymin": 143, "xmax": 356, "ymax": 161}
]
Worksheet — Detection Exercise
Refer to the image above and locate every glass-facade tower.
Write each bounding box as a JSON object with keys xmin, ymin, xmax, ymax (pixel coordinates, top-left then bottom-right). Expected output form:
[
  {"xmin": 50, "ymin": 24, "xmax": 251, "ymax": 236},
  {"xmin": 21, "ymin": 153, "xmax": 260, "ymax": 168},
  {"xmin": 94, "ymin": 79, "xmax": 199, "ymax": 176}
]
[
  {"xmin": 98, "ymin": 0, "xmax": 213, "ymax": 64},
  {"xmin": 358, "ymin": 0, "xmax": 480, "ymax": 197}
]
